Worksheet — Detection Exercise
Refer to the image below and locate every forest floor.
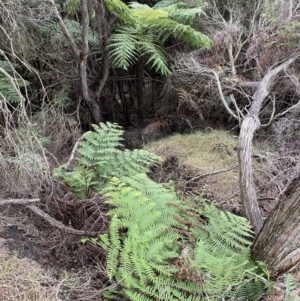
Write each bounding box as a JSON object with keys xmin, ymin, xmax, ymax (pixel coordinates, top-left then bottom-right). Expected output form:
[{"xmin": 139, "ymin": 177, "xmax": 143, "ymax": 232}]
[{"xmin": 0, "ymin": 127, "xmax": 300, "ymax": 300}]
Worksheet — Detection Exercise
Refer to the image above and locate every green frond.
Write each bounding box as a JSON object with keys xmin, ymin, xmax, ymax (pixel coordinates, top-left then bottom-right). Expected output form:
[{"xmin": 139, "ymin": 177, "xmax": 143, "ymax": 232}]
[
  {"xmin": 130, "ymin": 4, "xmax": 169, "ymax": 21},
  {"xmin": 284, "ymin": 274, "xmax": 300, "ymax": 301},
  {"xmin": 54, "ymin": 122, "xmax": 271, "ymax": 301},
  {"xmin": 103, "ymin": 0, "xmax": 136, "ymax": 26},
  {"xmin": 147, "ymin": 16, "xmax": 213, "ymax": 48},
  {"xmin": 138, "ymin": 36, "xmax": 171, "ymax": 75},
  {"xmin": 108, "ymin": 27, "xmax": 171, "ymax": 75},
  {"xmin": 154, "ymin": 0, "xmax": 207, "ymax": 25},
  {"xmin": 105, "ymin": 0, "xmax": 212, "ymax": 75},
  {"xmin": 153, "ymin": 0, "xmax": 179, "ymax": 8},
  {"xmin": 107, "ymin": 246, "xmax": 120, "ymax": 279},
  {"xmin": 107, "ymin": 28, "xmax": 140, "ymax": 70}
]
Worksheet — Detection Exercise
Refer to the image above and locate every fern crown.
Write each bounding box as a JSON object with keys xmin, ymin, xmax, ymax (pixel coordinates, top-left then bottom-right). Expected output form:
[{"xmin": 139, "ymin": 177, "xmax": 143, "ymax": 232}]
[{"xmin": 104, "ymin": 0, "xmax": 212, "ymax": 75}]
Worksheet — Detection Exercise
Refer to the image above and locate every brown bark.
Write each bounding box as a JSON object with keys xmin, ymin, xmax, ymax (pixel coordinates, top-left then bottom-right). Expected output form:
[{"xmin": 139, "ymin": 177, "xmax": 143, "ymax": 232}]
[
  {"xmin": 93, "ymin": 0, "xmax": 110, "ymax": 102},
  {"xmin": 238, "ymin": 55, "xmax": 299, "ymax": 234},
  {"xmin": 49, "ymin": 0, "xmax": 102, "ymax": 123},
  {"xmin": 251, "ymin": 175, "xmax": 300, "ymax": 277}
]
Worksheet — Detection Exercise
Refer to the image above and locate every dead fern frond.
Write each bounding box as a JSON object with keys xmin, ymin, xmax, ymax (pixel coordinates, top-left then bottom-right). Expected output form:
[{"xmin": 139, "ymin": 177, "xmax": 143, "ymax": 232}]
[{"xmin": 177, "ymin": 88, "xmax": 204, "ymax": 120}]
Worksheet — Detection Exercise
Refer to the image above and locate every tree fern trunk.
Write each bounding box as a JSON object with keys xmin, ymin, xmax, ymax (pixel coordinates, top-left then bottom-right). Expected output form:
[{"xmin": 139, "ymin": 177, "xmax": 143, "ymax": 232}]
[
  {"xmin": 117, "ymin": 80, "xmax": 131, "ymax": 126},
  {"xmin": 251, "ymin": 174, "xmax": 300, "ymax": 277},
  {"xmin": 136, "ymin": 57, "xmax": 144, "ymax": 125}
]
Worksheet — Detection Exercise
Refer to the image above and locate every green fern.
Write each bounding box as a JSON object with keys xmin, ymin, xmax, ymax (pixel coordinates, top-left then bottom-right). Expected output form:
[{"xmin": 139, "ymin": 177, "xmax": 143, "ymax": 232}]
[
  {"xmin": 104, "ymin": 0, "xmax": 212, "ymax": 75},
  {"xmin": 285, "ymin": 274, "xmax": 300, "ymax": 301},
  {"xmin": 153, "ymin": 0, "xmax": 206, "ymax": 25},
  {"xmin": 100, "ymin": 186, "xmax": 270, "ymax": 301},
  {"xmin": 103, "ymin": 0, "xmax": 137, "ymax": 26},
  {"xmin": 54, "ymin": 122, "xmax": 271, "ymax": 300},
  {"xmin": 0, "ymin": 60, "xmax": 30, "ymax": 103},
  {"xmin": 53, "ymin": 122, "xmax": 161, "ymax": 198},
  {"xmin": 107, "ymin": 26, "xmax": 171, "ymax": 75},
  {"xmin": 42, "ymin": 19, "xmax": 97, "ymax": 46}
]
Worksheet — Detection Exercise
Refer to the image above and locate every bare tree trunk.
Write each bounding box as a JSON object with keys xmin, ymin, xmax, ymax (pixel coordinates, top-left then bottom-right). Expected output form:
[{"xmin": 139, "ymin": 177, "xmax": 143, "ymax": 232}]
[
  {"xmin": 251, "ymin": 174, "xmax": 300, "ymax": 277},
  {"xmin": 79, "ymin": 0, "xmax": 101, "ymax": 124},
  {"xmin": 49, "ymin": 0, "xmax": 102, "ymax": 123},
  {"xmin": 238, "ymin": 115, "xmax": 263, "ymax": 234},
  {"xmin": 93, "ymin": 0, "xmax": 110, "ymax": 102},
  {"xmin": 238, "ymin": 55, "xmax": 298, "ymax": 234}
]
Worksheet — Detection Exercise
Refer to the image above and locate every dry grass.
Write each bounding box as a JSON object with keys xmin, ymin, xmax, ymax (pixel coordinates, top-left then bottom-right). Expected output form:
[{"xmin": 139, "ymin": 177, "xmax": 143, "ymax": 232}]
[
  {"xmin": 144, "ymin": 129, "xmax": 277, "ymax": 210},
  {"xmin": 0, "ymin": 244, "xmax": 60, "ymax": 301},
  {"xmin": 145, "ymin": 130, "xmax": 240, "ymax": 202},
  {"xmin": 145, "ymin": 130, "xmax": 238, "ymax": 172}
]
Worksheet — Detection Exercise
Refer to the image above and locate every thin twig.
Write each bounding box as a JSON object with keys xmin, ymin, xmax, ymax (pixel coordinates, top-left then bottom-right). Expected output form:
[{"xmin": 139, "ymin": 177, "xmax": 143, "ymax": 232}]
[
  {"xmin": 0, "ymin": 198, "xmax": 40, "ymax": 206},
  {"xmin": 186, "ymin": 163, "xmax": 238, "ymax": 184},
  {"xmin": 67, "ymin": 134, "xmax": 87, "ymax": 164}
]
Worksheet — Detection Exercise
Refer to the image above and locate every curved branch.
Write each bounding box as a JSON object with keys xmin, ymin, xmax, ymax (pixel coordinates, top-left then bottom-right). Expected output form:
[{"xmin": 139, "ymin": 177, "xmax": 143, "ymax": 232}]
[
  {"xmin": 0, "ymin": 198, "xmax": 100, "ymax": 236},
  {"xmin": 48, "ymin": 0, "xmax": 80, "ymax": 59},
  {"xmin": 238, "ymin": 55, "xmax": 300, "ymax": 234},
  {"xmin": 210, "ymin": 69, "xmax": 240, "ymax": 121},
  {"xmin": 27, "ymin": 204, "xmax": 100, "ymax": 236}
]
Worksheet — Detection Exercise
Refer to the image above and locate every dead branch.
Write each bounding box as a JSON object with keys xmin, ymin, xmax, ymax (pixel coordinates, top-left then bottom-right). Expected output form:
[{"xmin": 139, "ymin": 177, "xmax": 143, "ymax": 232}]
[
  {"xmin": 186, "ymin": 163, "xmax": 238, "ymax": 184},
  {"xmin": 236, "ymin": 81, "xmax": 260, "ymax": 88},
  {"xmin": 0, "ymin": 198, "xmax": 40, "ymax": 206},
  {"xmin": 27, "ymin": 204, "xmax": 100, "ymax": 236},
  {"xmin": 67, "ymin": 134, "xmax": 87, "ymax": 164},
  {"xmin": 0, "ymin": 198, "xmax": 97, "ymax": 235}
]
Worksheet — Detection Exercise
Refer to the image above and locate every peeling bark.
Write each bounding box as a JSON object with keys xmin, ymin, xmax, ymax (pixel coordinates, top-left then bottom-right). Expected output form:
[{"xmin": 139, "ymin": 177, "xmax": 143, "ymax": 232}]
[
  {"xmin": 252, "ymin": 175, "xmax": 300, "ymax": 277},
  {"xmin": 238, "ymin": 55, "xmax": 299, "ymax": 234},
  {"xmin": 238, "ymin": 115, "xmax": 263, "ymax": 234}
]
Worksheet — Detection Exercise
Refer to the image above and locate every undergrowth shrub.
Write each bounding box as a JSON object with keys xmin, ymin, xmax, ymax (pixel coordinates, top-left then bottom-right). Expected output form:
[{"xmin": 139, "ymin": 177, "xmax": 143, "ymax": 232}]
[{"xmin": 54, "ymin": 122, "xmax": 271, "ymax": 301}]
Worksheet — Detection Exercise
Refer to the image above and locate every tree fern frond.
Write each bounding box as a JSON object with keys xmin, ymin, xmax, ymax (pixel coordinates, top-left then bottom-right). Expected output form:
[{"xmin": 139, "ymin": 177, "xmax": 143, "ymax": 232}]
[
  {"xmin": 103, "ymin": 0, "xmax": 136, "ymax": 26},
  {"xmin": 138, "ymin": 36, "xmax": 171, "ymax": 75},
  {"xmin": 105, "ymin": 0, "xmax": 212, "ymax": 75},
  {"xmin": 148, "ymin": 17, "xmax": 212, "ymax": 48},
  {"xmin": 131, "ymin": 5, "xmax": 169, "ymax": 21},
  {"xmin": 153, "ymin": 0, "xmax": 179, "ymax": 9},
  {"xmin": 107, "ymin": 29, "xmax": 140, "ymax": 70},
  {"xmin": 157, "ymin": 1, "xmax": 206, "ymax": 25}
]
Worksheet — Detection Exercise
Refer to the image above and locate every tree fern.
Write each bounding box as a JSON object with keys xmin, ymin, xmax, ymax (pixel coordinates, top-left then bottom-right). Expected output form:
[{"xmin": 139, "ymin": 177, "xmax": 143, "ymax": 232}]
[
  {"xmin": 153, "ymin": 0, "xmax": 206, "ymax": 25},
  {"xmin": 103, "ymin": 0, "xmax": 137, "ymax": 26},
  {"xmin": 104, "ymin": 0, "xmax": 212, "ymax": 75}
]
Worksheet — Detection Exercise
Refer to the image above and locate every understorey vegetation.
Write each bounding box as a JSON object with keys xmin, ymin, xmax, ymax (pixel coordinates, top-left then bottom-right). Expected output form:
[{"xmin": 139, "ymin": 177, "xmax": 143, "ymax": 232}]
[
  {"xmin": 1, "ymin": 0, "xmax": 300, "ymax": 300},
  {"xmin": 55, "ymin": 122, "xmax": 271, "ymax": 301}
]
